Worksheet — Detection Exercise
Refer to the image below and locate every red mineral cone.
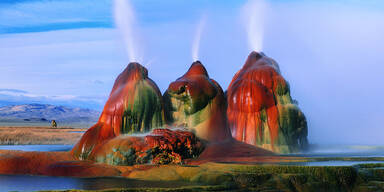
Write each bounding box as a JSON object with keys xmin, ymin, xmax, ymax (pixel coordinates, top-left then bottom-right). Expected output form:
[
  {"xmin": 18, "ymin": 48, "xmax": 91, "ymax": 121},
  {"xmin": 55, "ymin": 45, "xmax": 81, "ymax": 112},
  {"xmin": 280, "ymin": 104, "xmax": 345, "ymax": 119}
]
[
  {"xmin": 72, "ymin": 62, "xmax": 164, "ymax": 159},
  {"xmin": 227, "ymin": 52, "xmax": 308, "ymax": 153}
]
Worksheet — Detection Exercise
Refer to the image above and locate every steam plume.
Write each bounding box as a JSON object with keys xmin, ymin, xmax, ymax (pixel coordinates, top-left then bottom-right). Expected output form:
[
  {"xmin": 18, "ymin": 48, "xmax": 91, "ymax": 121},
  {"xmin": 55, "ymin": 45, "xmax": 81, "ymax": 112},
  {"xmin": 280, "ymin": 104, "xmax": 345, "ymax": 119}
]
[
  {"xmin": 243, "ymin": 0, "xmax": 268, "ymax": 52},
  {"xmin": 114, "ymin": 0, "xmax": 138, "ymax": 62},
  {"xmin": 192, "ymin": 15, "xmax": 207, "ymax": 61}
]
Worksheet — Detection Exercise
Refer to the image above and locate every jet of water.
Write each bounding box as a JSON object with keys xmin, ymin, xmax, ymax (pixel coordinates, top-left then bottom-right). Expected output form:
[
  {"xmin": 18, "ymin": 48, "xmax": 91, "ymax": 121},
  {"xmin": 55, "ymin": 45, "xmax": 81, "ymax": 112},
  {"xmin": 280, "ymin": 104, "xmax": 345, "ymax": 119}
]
[
  {"xmin": 243, "ymin": 0, "xmax": 268, "ymax": 52},
  {"xmin": 192, "ymin": 15, "xmax": 207, "ymax": 61},
  {"xmin": 114, "ymin": 0, "xmax": 138, "ymax": 62}
]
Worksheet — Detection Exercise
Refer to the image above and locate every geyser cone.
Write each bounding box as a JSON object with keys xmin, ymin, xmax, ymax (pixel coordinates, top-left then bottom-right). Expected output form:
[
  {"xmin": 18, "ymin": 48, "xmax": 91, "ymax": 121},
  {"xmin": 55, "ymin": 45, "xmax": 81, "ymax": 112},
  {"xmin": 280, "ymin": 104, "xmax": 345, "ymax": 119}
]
[
  {"xmin": 227, "ymin": 51, "xmax": 308, "ymax": 153},
  {"xmin": 163, "ymin": 61, "xmax": 231, "ymax": 142},
  {"xmin": 72, "ymin": 62, "xmax": 164, "ymax": 159}
]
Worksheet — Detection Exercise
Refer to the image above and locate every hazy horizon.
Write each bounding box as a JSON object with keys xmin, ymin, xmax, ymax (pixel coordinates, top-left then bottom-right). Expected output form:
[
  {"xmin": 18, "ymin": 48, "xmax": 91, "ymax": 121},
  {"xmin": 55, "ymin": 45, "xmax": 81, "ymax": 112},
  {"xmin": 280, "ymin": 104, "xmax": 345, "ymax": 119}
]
[{"xmin": 1, "ymin": 0, "xmax": 383, "ymax": 145}]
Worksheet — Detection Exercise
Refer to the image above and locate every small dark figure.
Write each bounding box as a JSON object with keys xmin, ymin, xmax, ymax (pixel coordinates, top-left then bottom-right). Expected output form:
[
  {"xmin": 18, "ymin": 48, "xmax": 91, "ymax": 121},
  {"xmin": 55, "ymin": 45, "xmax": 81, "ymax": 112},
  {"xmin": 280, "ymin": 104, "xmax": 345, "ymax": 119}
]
[{"xmin": 51, "ymin": 120, "xmax": 57, "ymax": 128}]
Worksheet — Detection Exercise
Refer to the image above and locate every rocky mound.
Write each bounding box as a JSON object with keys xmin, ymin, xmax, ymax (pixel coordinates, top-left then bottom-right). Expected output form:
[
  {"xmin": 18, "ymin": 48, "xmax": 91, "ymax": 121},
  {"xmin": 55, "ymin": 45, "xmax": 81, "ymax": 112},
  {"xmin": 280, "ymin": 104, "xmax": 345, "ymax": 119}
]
[
  {"xmin": 163, "ymin": 61, "xmax": 232, "ymax": 142},
  {"xmin": 89, "ymin": 128, "xmax": 205, "ymax": 165},
  {"xmin": 227, "ymin": 52, "xmax": 308, "ymax": 153},
  {"xmin": 72, "ymin": 63, "xmax": 165, "ymax": 159}
]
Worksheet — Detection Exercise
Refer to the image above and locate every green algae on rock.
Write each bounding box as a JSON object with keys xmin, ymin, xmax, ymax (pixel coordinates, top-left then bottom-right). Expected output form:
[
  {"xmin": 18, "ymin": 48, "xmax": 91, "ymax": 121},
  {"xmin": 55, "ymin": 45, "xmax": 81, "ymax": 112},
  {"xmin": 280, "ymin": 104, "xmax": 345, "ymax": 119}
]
[
  {"xmin": 163, "ymin": 61, "xmax": 232, "ymax": 142},
  {"xmin": 47, "ymin": 163, "xmax": 384, "ymax": 192},
  {"xmin": 90, "ymin": 128, "xmax": 205, "ymax": 166},
  {"xmin": 227, "ymin": 52, "xmax": 308, "ymax": 153}
]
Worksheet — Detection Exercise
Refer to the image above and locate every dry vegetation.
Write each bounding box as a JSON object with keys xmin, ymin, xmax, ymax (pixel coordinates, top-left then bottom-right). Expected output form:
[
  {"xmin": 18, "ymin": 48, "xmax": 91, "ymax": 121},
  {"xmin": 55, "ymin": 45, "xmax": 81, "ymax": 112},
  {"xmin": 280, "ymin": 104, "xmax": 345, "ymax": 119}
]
[{"xmin": 0, "ymin": 126, "xmax": 85, "ymax": 145}]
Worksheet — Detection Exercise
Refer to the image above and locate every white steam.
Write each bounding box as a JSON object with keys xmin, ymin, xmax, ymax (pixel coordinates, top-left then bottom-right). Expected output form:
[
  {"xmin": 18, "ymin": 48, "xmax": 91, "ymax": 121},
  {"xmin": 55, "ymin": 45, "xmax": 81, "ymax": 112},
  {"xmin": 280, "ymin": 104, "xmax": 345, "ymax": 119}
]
[
  {"xmin": 114, "ymin": 0, "xmax": 138, "ymax": 62},
  {"xmin": 192, "ymin": 15, "xmax": 207, "ymax": 61},
  {"xmin": 243, "ymin": 0, "xmax": 268, "ymax": 52}
]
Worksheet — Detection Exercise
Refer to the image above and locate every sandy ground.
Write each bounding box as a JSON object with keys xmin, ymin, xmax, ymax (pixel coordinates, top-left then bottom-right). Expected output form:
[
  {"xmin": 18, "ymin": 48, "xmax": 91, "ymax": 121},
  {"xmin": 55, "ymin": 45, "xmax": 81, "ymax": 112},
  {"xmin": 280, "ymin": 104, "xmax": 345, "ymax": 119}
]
[{"xmin": 0, "ymin": 126, "xmax": 85, "ymax": 145}]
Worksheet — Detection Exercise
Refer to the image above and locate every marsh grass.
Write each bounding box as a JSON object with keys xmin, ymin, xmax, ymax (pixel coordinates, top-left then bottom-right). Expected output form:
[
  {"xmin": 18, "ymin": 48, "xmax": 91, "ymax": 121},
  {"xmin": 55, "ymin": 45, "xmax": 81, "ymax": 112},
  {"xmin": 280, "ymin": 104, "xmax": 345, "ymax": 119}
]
[{"xmin": 0, "ymin": 126, "xmax": 85, "ymax": 145}]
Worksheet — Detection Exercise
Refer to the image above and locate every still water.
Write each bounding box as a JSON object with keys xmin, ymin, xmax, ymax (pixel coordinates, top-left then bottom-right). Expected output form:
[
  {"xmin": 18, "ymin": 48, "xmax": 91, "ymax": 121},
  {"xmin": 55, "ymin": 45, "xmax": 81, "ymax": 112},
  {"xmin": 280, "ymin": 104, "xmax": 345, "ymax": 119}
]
[
  {"xmin": 0, "ymin": 175, "xmax": 198, "ymax": 192},
  {"xmin": 0, "ymin": 144, "xmax": 73, "ymax": 151},
  {"xmin": 280, "ymin": 160, "xmax": 384, "ymax": 166},
  {"xmin": 290, "ymin": 144, "xmax": 384, "ymax": 158}
]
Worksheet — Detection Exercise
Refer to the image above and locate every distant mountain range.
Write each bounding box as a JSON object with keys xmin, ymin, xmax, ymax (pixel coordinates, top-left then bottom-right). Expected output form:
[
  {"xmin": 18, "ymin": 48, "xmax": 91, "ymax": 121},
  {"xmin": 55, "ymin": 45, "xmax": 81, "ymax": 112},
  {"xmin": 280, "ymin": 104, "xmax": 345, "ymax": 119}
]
[
  {"xmin": 0, "ymin": 104, "xmax": 100, "ymax": 125},
  {"xmin": 0, "ymin": 88, "xmax": 105, "ymax": 111}
]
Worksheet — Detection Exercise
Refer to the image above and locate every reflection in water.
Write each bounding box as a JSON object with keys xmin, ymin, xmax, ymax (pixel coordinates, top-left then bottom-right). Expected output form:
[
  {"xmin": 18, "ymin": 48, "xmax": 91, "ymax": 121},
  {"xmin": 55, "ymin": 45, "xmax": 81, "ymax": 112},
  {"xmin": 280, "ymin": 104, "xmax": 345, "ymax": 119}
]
[
  {"xmin": 0, "ymin": 145, "xmax": 73, "ymax": 152},
  {"xmin": 286, "ymin": 145, "xmax": 384, "ymax": 158},
  {"xmin": 280, "ymin": 161, "xmax": 384, "ymax": 166},
  {"xmin": 69, "ymin": 131, "xmax": 86, "ymax": 133},
  {"xmin": 0, "ymin": 175, "xmax": 198, "ymax": 191}
]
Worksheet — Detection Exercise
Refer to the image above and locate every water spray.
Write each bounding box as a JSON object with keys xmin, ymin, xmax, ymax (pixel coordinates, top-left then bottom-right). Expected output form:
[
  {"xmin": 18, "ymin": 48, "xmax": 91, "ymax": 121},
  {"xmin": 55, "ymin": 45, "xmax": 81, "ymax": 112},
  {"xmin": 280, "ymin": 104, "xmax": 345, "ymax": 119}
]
[
  {"xmin": 243, "ymin": 0, "xmax": 268, "ymax": 52},
  {"xmin": 192, "ymin": 14, "xmax": 207, "ymax": 62},
  {"xmin": 114, "ymin": 0, "xmax": 138, "ymax": 62}
]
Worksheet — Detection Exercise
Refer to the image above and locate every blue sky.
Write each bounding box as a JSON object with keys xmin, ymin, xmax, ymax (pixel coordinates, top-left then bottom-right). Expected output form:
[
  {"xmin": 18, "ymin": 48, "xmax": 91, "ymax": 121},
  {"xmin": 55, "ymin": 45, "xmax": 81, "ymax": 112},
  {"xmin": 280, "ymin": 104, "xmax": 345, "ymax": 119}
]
[{"xmin": 1, "ymin": 0, "xmax": 384, "ymax": 145}]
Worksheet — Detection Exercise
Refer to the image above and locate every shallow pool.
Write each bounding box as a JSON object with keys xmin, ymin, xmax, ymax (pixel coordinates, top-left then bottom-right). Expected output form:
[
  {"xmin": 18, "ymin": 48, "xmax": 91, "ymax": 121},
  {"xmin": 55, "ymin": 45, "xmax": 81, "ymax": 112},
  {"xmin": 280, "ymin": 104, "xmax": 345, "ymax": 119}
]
[
  {"xmin": 69, "ymin": 131, "xmax": 86, "ymax": 133},
  {"xmin": 286, "ymin": 145, "xmax": 384, "ymax": 158},
  {"xmin": 279, "ymin": 160, "xmax": 384, "ymax": 166},
  {"xmin": 0, "ymin": 144, "xmax": 73, "ymax": 151},
  {"xmin": 0, "ymin": 175, "xmax": 198, "ymax": 192}
]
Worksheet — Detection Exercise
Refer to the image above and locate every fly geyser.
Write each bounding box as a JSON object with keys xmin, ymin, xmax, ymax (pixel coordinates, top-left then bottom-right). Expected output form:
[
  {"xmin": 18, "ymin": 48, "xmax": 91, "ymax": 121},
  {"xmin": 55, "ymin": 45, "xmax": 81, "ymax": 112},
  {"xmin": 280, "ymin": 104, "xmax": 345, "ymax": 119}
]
[
  {"xmin": 0, "ymin": 54, "xmax": 309, "ymax": 181},
  {"xmin": 72, "ymin": 56, "xmax": 308, "ymax": 163},
  {"xmin": 71, "ymin": 62, "xmax": 206, "ymax": 165},
  {"xmin": 72, "ymin": 63, "xmax": 165, "ymax": 159},
  {"xmin": 227, "ymin": 51, "xmax": 308, "ymax": 153}
]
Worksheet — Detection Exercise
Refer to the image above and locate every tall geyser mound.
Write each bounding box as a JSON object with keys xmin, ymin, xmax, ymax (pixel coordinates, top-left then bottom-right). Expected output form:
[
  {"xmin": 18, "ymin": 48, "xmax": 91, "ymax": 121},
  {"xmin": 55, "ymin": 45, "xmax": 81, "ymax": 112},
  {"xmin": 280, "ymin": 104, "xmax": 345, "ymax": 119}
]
[
  {"xmin": 72, "ymin": 62, "xmax": 165, "ymax": 159},
  {"xmin": 163, "ymin": 61, "xmax": 232, "ymax": 142},
  {"xmin": 227, "ymin": 52, "xmax": 308, "ymax": 153}
]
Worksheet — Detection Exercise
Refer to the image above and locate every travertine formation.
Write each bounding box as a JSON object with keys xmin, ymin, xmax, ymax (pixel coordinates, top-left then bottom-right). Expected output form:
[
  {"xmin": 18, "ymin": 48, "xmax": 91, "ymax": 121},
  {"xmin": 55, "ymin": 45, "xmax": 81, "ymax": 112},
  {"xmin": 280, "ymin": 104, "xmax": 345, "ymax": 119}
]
[
  {"xmin": 227, "ymin": 51, "xmax": 308, "ymax": 153},
  {"xmin": 90, "ymin": 128, "xmax": 205, "ymax": 165},
  {"xmin": 72, "ymin": 62, "xmax": 164, "ymax": 159},
  {"xmin": 163, "ymin": 61, "xmax": 232, "ymax": 142}
]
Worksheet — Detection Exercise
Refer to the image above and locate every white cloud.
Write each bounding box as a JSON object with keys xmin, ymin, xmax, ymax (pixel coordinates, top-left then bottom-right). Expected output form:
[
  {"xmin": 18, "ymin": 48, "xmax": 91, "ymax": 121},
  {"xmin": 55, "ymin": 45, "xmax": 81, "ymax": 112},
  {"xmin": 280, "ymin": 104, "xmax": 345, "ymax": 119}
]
[
  {"xmin": 0, "ymin": 28, "xmax": 127, "ymax": 98},
  {"xmin": 0, "ymin": 0, "xmax": 111, "ymax": 29}
]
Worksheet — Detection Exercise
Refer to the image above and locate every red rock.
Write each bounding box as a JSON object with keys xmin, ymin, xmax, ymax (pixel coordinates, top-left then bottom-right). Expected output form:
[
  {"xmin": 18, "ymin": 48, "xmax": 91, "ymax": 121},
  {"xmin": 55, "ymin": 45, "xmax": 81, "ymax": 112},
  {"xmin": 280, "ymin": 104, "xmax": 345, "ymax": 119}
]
[
  {"xmin": 72, "ymin": 63, "xmax": 164, "ymax": 159},
  {"xmin": 0, "ymin": 150, "xmax": 121, "ymax": 177},
  {"xmin": 90, "ymin": 128, "xmax": 205, "ymax": 165},
  {"xmin": 44, "ymin": 161, "xmax": 121, "ymax": 177},
  {"xmin": 227, "ymin": 52, "xmax": 308, "ymax": 153},
  {"xmin": 0, "ymin": 151, "xmax": 74, "ymax": 175},
  {"xmin": 186, "ymin": 139, "xmax": 276, "ymax": 165}
]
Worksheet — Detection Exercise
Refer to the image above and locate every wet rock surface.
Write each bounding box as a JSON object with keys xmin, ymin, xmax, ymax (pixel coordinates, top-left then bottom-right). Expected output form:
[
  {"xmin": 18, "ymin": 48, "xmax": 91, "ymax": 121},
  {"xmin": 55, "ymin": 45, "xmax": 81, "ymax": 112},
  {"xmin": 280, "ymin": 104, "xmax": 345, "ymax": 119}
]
[
  {"xmin": 227, "ymin": 51, "xmax": 308, "ymax": 153},
  {"xmin": 72, "ymin": 63, "xmax": 164, "ymax": 160},
  {"xmin": 163, "ymin": 61, "xmax": 232, "ymax": 142},
  {"xmin": 91, "ymin": 128, "xmax": 205, "ymax": 165}
]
